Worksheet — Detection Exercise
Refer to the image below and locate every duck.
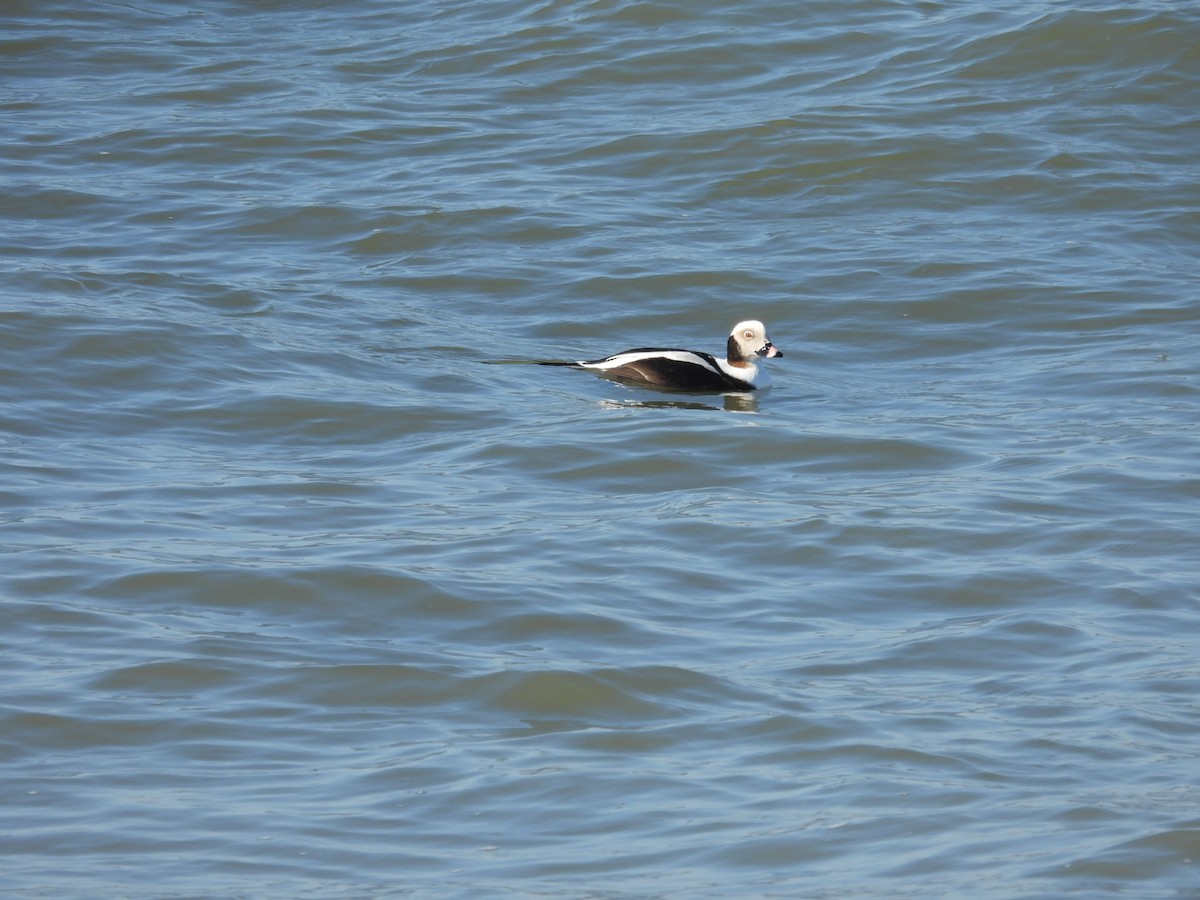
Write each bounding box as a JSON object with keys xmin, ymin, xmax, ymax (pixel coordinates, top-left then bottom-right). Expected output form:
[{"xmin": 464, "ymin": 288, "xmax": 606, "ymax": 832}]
[{"xmin": 539, "ymin": 320, "xmax": 782, "ymax": 392}]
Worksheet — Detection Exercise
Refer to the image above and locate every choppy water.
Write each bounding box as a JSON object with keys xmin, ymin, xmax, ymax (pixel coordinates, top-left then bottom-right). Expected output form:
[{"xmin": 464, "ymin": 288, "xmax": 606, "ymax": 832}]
[{"xmin": 3, "ymin": 0, "xmax": 1199, "ymax": 896}]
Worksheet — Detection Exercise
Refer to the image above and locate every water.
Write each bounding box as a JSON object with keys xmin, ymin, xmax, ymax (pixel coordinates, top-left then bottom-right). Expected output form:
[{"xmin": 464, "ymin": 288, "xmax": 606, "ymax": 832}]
[{"xmin": 2, "ymin": 0, "xmax": 1198, "ymax": 896}]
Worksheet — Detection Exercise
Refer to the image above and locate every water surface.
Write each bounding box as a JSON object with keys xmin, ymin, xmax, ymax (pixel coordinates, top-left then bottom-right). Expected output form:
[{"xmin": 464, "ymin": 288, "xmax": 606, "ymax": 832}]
[{"xmin": 2, "ymin": 1, "xmax": 1198, "ymax": 896}]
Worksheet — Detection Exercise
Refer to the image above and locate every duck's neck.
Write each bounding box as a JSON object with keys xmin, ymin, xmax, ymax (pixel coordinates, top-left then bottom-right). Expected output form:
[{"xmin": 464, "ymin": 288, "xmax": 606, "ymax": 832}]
[{"xmin": 726, "ymin": 334, "xmax": 750, "ymax": 368}]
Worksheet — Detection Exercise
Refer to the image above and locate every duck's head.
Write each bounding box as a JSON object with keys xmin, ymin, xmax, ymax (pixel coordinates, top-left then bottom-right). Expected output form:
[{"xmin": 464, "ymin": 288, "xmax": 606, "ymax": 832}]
[{"xmin": 727, "ymin": 320, "xmax": 782, "ymax": 363}]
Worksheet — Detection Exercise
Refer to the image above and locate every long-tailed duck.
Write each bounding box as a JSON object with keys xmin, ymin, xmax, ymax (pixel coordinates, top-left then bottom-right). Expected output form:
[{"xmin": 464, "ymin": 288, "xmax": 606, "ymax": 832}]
[{"xmin": 540, "ymin": 320, "xmax": 782, "ymax": 392}]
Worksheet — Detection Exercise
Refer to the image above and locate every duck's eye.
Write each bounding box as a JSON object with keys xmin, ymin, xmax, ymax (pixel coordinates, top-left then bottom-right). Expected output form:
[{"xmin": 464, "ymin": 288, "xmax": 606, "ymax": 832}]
[{"xmin": 743, "ymin": 330, "xmax": 754, "ymax": 340}]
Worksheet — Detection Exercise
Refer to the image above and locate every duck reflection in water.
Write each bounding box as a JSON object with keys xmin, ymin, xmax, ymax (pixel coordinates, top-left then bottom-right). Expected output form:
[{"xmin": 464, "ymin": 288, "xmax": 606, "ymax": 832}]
[{"xmin": 598, "ymin": 393, "xmax": 761, "ymax": 413}]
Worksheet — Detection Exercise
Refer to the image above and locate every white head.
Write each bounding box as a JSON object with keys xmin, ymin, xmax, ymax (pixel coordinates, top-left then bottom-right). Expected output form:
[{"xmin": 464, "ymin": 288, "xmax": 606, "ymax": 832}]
[{"xmin": 727, "ymin": 320, "xmax": 782, "ymax": 365}]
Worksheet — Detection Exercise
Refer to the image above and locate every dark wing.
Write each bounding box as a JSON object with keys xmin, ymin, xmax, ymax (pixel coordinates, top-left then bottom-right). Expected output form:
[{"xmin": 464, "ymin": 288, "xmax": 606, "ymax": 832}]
[{"xmin": 600, "ymin": 352, "xmax": 749, "ymax": 392}]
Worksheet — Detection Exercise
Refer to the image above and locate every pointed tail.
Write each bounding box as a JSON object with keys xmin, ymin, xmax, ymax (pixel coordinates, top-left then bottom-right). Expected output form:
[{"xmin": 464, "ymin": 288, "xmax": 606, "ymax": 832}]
[{"xmin": 482, "ymin": 359, "xmax": 581, "ymax": 367}]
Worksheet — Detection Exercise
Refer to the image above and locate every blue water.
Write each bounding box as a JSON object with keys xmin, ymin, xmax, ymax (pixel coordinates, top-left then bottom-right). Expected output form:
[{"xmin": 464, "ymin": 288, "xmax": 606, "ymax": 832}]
[{"xmin": 2, "ymin": 1, "xmax": 1198, "ymax": 896}]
